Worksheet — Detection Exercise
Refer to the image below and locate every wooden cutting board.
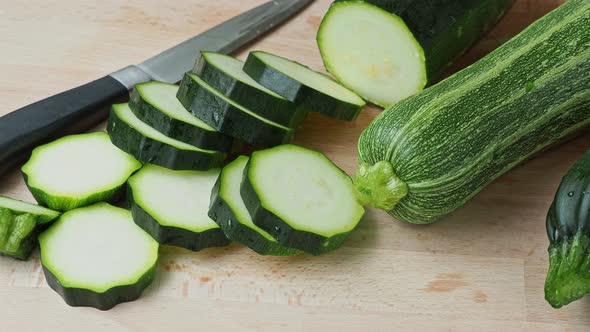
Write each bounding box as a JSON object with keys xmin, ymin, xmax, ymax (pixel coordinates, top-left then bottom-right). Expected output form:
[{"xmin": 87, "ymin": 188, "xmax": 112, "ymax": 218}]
[{"xmin": 1, "ymin": 0, "xmax": 587, "ymax": 330}]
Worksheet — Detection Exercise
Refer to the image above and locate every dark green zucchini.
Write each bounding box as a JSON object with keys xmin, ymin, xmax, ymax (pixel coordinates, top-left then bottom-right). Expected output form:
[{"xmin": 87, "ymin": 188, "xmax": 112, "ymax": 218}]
[
  {"xmin": 355, "ymin": 0, "xmax": 590, "ymax": 224},
  {"xmin": 194, "ymin": 52, "xmax": 306, "ymax": 128},
  {"xmin": 208, "ymin": 156, "xmax": 302, "ymax": 256},
  {"xmin": 39, "ymin": 203, "xmax": 158, "ymax": 310},
  {"xmin": 545, "ymin": 150, "xmax": 590, "ymax": 308},
  {"xmin": 241, "ymin": 145, "xmax": 365, "ymax": 255},
  {"xmin": 318, "ymin": 0, "xmax": 514, "ymax": 107},
  {"xmin": 107, "ymin": 103, "xmax": 226, "ymax": 171},
  {"xmin": 243, "ymin": 51, "xmax": 366, "ymax": 121},
  {"xmin": 177, "ymin": 73, "xmax": 295, "ymax": 147},
  {"xmin": 22, "ymin": 132, "xmax": 141, "ymax": 211},
  {"xmin": 0, "ymin": 196, "xmax": 60, "ymax": 260},
  {"xmin": 129, "ymin": 81, "xmax": 232, "ymax": 152},
  {"xmin": 128, "ymin": 164, "xmax": 229, "ymax": 251}
]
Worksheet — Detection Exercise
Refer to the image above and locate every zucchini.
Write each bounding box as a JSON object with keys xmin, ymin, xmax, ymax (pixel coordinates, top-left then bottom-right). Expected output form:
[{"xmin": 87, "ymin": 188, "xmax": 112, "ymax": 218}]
[
  {"xmin": 108, "ymin": 103, "xmax": 226, "ymax": 171},
  {"xmin": 22, "ymin": 132, "xmax": 141, "ymax": 211},
  {"xmin": 240, "ymin": 145, "xmax": 365, "ymax": 255},
  {"xmin": 243, "ymin": 51, "xmax": 365, "ymax": 121},
  {"xmin": 0, "ymin": 196, "xmax": 60, "ymax": 260},
  {"xmin": 209, "ymin": 156, "xmax": 302, "ymax": 256},
  {"xmin": 177, "ymin": 73, "xmax": 294, "ymax": 147},
  {"xmin": 39, "ymin": 203, "xmax": 158, "ymax": 310},
  {"xmin": 355, "ymin": 0, "xmax": 590, "ymax": 224},
  {"xmin": 317, "ymin": 0, "xmax": 514, "ymax": 107},
  {"xmin": 129, "ymin": 81, "xmax": 233, "ymax": 152},
  {"xmin": 128, "ymin": 164, "xmax": 229, "ymax": 251},
  {"xmin": 194, "ymin": 52, "xmax": 306, "ymax": 128},
  {"xmin": 545, "ymin": 150, "xmax": 590, "ymax": 308}
]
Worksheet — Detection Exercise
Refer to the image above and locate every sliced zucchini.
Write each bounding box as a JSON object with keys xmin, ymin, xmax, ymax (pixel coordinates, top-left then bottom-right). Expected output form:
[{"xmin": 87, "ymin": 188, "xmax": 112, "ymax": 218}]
[
  {"xmin": 243, "ymin": 51, "xmax": 365, "ymax": 121},
  {"xmin": 0, "ymin": 196, "xmax": 60, "ymax": 260},
  {"xmin": 107, "ymin": 103, "xmax": 226, "ymax": 171},
  {"xmin": 177, "ymin": 73, "xmax": 295, "ymax": 147},
  {"xmin": 240, "ymin": 145, "xmax": 365, "ymax": 255},
  {"xmin": 194, "ymin": 52, "xmax": 307, "ymax": 128},
  {"xmin": 39, "ymin": 203, "xmax": 158, "ymax": 310},
  {"xmin": 209, "ymin": 156, "xmax": 302, "ymax": 256},
  {"xmin": 129, "ymin": 81, "xmax": 233, "ymax": 152},
  {"xmin": 128, "ymin": 164, "xmax": 230, "ymax": 251},
  {"xmin": 21, "ymin": 132, "xmax": 141, "ymax": 211}
]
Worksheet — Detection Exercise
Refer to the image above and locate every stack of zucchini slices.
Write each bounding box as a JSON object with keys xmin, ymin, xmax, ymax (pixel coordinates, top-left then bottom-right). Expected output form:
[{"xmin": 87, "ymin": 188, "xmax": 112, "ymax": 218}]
[{"xmin": 2, "ymin": 50, "xmax": 366, "ymax": 311}]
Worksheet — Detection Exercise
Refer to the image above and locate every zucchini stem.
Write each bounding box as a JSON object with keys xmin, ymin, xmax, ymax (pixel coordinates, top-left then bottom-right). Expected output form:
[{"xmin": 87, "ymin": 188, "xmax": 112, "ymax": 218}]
[
  {"xmin": 545, "ymin": 232, "xmax": 590, "ymax": 308},
  {"xmin": 354, "ymin": 161, "xmax": 408, "ymax": 211}
]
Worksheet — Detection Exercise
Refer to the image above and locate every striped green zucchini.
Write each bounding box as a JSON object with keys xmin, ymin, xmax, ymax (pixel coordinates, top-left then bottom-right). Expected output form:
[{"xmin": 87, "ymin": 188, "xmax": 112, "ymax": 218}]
[{"xmin": 355, "ymin": 0, "xmax": 590, "ymax": 224}]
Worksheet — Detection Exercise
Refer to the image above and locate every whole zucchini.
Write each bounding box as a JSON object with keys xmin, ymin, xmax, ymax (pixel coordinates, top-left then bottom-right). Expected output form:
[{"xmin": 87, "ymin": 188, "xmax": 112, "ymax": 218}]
[
  {"xmin": 545, "ymin": 150, "xmax": 590, "ymax": 308},
  {"xmin": 355, "ymin": 0, "xmax": 590, "ymax": 224}
]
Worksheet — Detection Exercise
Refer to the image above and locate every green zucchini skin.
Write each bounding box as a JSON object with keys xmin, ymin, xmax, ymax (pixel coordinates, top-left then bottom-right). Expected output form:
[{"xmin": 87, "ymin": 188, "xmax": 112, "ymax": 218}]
[
  {"xmin": 545, "ymin": 150, "xmax": 590, "ymax": 308},
  {"xmin": 355, "ymin": 0, "xmax": 590, "ymax": 224},
  {"xmin": 240, "ymin": 161, "xmax": 351, "ymax": 256},
  {"xmin": 194, "ymin": 52, "xmax": 307, "ymax": 128},
  {"xmin": 128, "ymin": 187, "xmax": 230, "ymax": 251},
  {"xmin": 208, "ymin": 157, "xmax": 302, "ymax": 256},
  {"xmin": 42, "ymin": 263, "xmax": 156, "ymax": 311},
  {"xmin": 177, "ymin": 73, "xmax": 295, "ymax": 147},
  {"xmin": 335, "ymin": 0, "xmax": 514, "ymax": 80},
  {"xmin": 243, "ymin": 52, "xmax": 364, "ymax": 121},
  {"xmin": 107, "ymin": 104, "xmax": 226, "ymax": 171},
  {"xmin": 129, "ymin": 87, "xmax": 233, "ymax": 152}
]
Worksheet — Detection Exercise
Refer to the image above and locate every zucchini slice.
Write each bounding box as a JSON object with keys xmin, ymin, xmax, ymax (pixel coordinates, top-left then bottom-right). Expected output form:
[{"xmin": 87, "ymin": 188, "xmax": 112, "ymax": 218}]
[
  {"xmin": 0, "ymin": 196, "xmax": 60, "ymax": 260},
  {"xmin": 242, "ymin": 51, "xmax": 365, "ymax": 121},
  {"xmin": 21, "ymin": 132, "xmax": 141, "ymax": 211},
  {"xmin": 108, "ymin": 103, "xmax": 227, "ymax": 171},
  {"xmin": 129, "ymin": 81, "xmax": 233, "ymax": 152},
  {"xmin": 194, "ymin": 52, "xmax": 307, "ymax": 128},
  {"xmin": 240, "ymin": 145, "xmax": 365, "ymax": 255},
  {"xmin": 209, "ymin": 156, "xmax": 302, "ymax": 256},
  {"xmin": 39, "ymin": 203, "xmax": 158, "ymax": 310},
  {"xmin": 177, "ymin": 73, "xmax": 295, "ymax": 147},
  {"xmin": 128, "ymin": 164, "xmax": 230, "ymax": 251},
  {"xmin": 317, "ymin": 0, "xmax": 513, "ymax": 107}
]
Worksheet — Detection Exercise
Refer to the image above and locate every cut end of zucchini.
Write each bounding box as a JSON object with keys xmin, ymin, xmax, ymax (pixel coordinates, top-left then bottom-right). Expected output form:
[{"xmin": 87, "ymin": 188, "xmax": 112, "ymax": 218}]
[
  {"xmin": 21, "ymin": 132, "xmax": 141, "ymax": 211},
  {"xmin": 241, "ymin": 145, "xmax": 364, "ymax": 255},
  {"xmin": 354, "ymin": 161, "xmax": 408, "ymax": 211},
  {"xmin": 545, "ymin": 232, "xmax": 590, "ymax": 309},
  {"xmin": 128, "ymin": 164, "xmax": 230, "ymax": 251},
  {"xmin": 39, "ymin": 203, "xmax": 158, "ymax": 310},
  {"xmin": 317, "ymin": 1, "xmax": 427, "ymax": 107},
  {"xmin": 209, "ymin": 156, "xmax": 302, "ymax": 256}
]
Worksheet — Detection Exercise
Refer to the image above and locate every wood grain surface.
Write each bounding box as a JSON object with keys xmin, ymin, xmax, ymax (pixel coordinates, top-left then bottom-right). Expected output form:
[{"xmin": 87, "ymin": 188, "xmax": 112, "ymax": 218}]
[{"xmin": 0, "ymin": 0, "xmax": 586, "ymax": 331}]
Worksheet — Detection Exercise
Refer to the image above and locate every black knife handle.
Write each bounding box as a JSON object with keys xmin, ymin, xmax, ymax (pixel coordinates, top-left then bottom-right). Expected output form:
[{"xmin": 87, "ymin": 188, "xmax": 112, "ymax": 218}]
[{"xmin": 0, "ymin": 75, "xmax": 128, "ymax": 175}]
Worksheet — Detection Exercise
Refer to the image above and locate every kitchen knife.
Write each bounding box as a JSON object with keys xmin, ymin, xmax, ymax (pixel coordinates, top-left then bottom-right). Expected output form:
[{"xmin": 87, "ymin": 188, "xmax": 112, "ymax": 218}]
[{"xmin": 0, "ymin": 0, "xmax": 312, "ymax": 176}]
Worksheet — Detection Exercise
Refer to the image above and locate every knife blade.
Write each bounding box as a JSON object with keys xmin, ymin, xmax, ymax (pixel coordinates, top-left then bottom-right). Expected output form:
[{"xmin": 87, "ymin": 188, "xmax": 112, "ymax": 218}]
[{"xmin": 0, "ymin": 0, "xmax": 313, "ymax": 176}]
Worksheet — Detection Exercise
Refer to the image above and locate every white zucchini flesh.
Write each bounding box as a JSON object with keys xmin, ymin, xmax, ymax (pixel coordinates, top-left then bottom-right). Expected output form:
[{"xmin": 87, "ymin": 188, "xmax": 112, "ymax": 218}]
[
  {"xmin": 253, "ymin": 52, "xmax": 365, "ymax": 106},
  {"xmin": 135, "ymin": 82, "xmax": 215, "ymax": 130},
  {"xmin": 0, "ymin": 196, "xmax": 59, "ymax": 224},
  {"xmin": 129, "ymin": 164, "xmax": 220, "ymax": 232},
  {"xmin": 317, "ymin": 2, "xmax": 427, "ymax": 107},
  {"xmin": 21, "ymin": 132, "xmax": 141, "ymax": 207},
  {"xmin": 39, "ymin": 203, "xmax": 158, "ymax": 293},
  {"xmin": 249, "ymin": 145, "xmax": 365, "ymax": 237},
  {"xmin": 201, "ymin": 53, "xmax": 286, "ymax": 100}
]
